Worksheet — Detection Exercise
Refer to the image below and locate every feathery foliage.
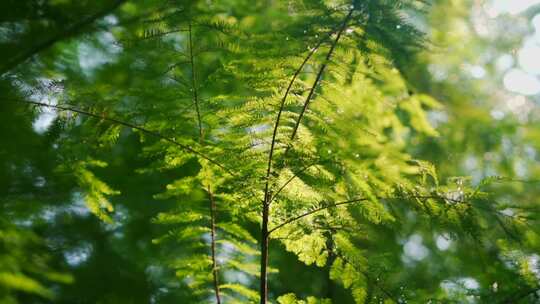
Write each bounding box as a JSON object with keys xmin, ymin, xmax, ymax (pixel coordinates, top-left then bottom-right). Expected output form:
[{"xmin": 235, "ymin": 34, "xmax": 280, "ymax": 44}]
[{"xmin": 2, "ymin": 0, "xmax": 540, "ymax": 303}]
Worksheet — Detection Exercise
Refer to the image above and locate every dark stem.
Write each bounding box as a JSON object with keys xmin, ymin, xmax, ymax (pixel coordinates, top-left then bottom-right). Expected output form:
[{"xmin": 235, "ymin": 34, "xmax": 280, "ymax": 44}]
[
  {"xmin": 17, "ymin": 100, "xmax": 235, "ymax": 175},
  {"xmin": 207, "ymin": 185, "xmax": 222, "ymax": 304},
  {"xmin": 263, "ymin": 35, "xmax": 327, "ymax": 192},
  {"xmin": 258, "ymin": 26, "xmax": 331, "ymax": 304},
  {"xmin": 269, "ymin": 195, "xmax": 466, "ymax": 234},
  {"xmin": 259, "ymin": 201, "xmax": 270, "ymax": 304},
  {"xmin": 269, "ymin": 197, "xmax": 368, "ymax": 234},
  {"xmin": 257, "ymin": 17, "xmax": 349, "ymax": 302},
  {"xmin": 267, "ymin": 161, "xmax": 319, "ymax": 205},
  {"xmin": 188, "ymin": 21, "xmax": 204, "ymax": 142},
  {"xmin": 261, "ymin": 35, "xmax": 327, "ymax": 210},
  {"xmin": 258, "ymin": 10, "xmax": 354, "ymax": 301},
  {"xmin": 272, "ymin": 8, "xmax": 354, "ymax": 193},
  {"xmin": 288, "ymin": 8, "xmax": 354, "ymax": 144},
  {"xmin": 0, "ymin": 0, "xmax": 126, "ymax": 76},
  {"xmin": 188, "ymin": 23, "xmax": 220, "ymax": 304}
]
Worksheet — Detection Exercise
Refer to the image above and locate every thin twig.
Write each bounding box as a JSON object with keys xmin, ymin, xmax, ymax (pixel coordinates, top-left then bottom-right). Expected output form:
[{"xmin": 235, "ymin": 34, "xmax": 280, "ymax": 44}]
[
  {"xmin": 16, "ymin": 100, "xmax": 235, "ymax": 175},
  {"xmin": 258, "ymin": 12, "xmax": 354, "ymax": 302},
  {"xmin": 287, "ymin": 8, "xmax": 354, "ymax": 144},
  {"xmin": 268, "ymin": 160, "xmax": 321, "ymax": 205},
  {"xmin": 207, "ymin": 185, "xmax": 222, "ymax": 304},
  {"xmin": 188, "ymin": 21, "xmax": 222, "ymax": 304},
  {"xmin": 188, "ymin": 21, "xmax": 204, "ymax": 141},
  {"xmin": 269, "ymin": 195, "xmax": 466, "ymax": 234},
  {"xmin": 262, "ymin": 31, "xmax": 330, "ymax": 206},
  {"xmin": 269, "ymin": 197, "xmax": 369, "ymax": 234},
  {"xmin": 258, "ymin": 27, "xmax": 337, "ymax": 304}
]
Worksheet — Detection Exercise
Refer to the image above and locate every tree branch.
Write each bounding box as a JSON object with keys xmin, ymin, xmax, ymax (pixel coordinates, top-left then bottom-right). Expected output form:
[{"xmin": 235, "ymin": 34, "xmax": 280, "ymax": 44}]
[
  {"xmin": 188, "ymin": 23, "xmax": 222, "ymax": 304},
  {"xmin": 0, "ymin": 0, "xmax": 127, "ymax": 76},
  {"xmin": 262, "ymin": 31, "xmax": 331, "ymax": 207},
  {"xmin": 188, "ymin": 21, "xmax": 204, "ymax": 142},
  {"xmin": 287, "ymin": 8, "xmax": 354, "ymax": 144},
  {"xmin": 269, "ymin": 195, "xmax": 467, "ymax": 234},
  {"xmin": 268, "ymin": 160, "xmax": 321, "ymax": 205},
  {"xmin": 17, "ymin": 100, "xmax": 235, "ymax": 175},
  {"xmin": 207, "ymin": 185, "xmax": 222, "ymax": 304},
  {"xmin": 269, "ymin": 197, "xmax": 369, "ymax": 234},
  {"xmin": 258, "ymin": 26, "xmax": 336, "ymax": 304}
]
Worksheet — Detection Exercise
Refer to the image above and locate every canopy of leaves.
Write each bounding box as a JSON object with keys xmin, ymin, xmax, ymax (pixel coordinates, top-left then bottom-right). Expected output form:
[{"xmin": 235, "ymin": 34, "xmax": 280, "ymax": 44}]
[{"xmin": 1, "ymin": 0, "xmax": 540, "ymax": 303}]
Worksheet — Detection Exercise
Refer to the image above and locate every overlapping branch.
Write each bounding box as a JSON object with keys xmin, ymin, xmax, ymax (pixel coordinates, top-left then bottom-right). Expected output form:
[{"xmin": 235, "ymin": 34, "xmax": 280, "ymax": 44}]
[
  {"xmin": 0, "ymin": 0, "xmax": 127, "ymax": 75},
  {"xmin": 269, "ymin": 195, "xmax": 468, "ymax": 234},
  {"xmin": 287, "ymin": 8, "xmax": 354, "ymax": 143},
  {"xmin": 17, "ymin": 100, "xmax": 235, "ymax": 175}
]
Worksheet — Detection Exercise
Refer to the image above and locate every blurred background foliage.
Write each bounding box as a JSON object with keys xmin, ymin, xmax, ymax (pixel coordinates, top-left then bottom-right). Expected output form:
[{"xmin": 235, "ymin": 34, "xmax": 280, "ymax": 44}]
[{"xmin": 1, "ymin": 0, "xmax": 540, "ymax": 303}]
